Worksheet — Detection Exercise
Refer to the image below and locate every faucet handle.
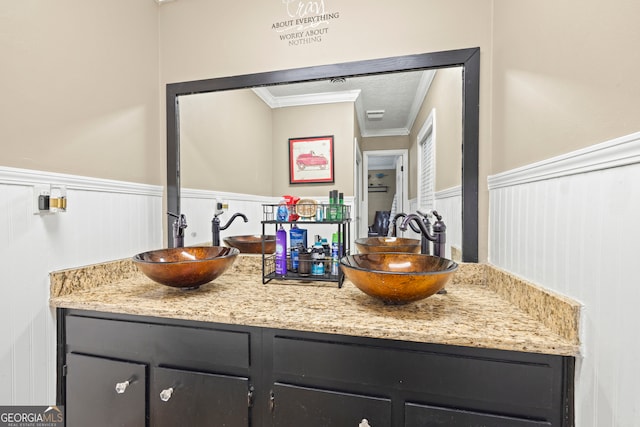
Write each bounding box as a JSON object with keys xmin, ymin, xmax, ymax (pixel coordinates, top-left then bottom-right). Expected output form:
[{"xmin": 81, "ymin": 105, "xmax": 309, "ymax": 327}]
[
  {"xmin": 416, "ymin": 209, "xmax": 434, "ymax": 220},
  {"xmin": 168, "ymin": 212, "xmax": 187, "ymax": 229},
  {"xmin": 416, "ymin": 209, "xmax": 442, "ymax": 221}
]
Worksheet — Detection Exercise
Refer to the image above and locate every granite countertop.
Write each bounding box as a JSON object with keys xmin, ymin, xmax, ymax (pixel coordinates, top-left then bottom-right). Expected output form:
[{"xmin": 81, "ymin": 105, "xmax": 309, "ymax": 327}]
[{"xmin": 49, "ymin": 255, "xmax": 581, "ymax": 356}]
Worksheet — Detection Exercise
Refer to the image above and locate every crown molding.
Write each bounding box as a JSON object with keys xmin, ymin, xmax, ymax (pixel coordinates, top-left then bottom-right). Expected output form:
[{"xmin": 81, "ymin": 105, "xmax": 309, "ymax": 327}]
[{"xmin": 252, "ymin": 88, "xmax": 360, "ymax": 108}]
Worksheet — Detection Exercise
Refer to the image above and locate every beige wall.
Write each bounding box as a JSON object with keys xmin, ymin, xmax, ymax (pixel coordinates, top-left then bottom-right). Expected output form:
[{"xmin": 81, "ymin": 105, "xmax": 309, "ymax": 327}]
[
  {"xmin": 180, "ymin": 91, "xmax": 354, "ymax": 196},
  {"xmin": 361, "ymin": 135, "xmax": 410, "ymax": 152},
  {"xmin": 158, "ymin": 0, "xmax": 492, "ymax": 259},
  {"xmin": 179, "ymin": 90, "xmax": 273, "ymax": 195},
  {"xmin": 491, "ymin": 0, "xmax": 640, "ymax": 173},
  {"xmin": 158, "ymin": 0, "xmax": 640, "ymax": 261},
  {"xmin": 6, "ymin": 0, "xmax": 637, "ymax": 261},
  {"xmin": 1, "ymin": 1, "xmax": 161, "ymax": 184},
  {"xmin": 158, "ymin": 1, "xmax": 491, "ymax": 83},
  {"xmin": 408, "ymin": 67, "xmax": 463, "ymax": 198},
  {"xmin": 272, "ymin": 103, "xmax": 355, "ymax": 197}
]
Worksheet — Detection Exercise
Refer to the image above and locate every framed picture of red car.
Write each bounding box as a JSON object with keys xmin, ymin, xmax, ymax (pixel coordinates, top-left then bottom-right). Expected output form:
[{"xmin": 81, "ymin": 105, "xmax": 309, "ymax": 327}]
[{"xmin": 288, "ymin": 135, "xmax": 334, "ymax": 184}]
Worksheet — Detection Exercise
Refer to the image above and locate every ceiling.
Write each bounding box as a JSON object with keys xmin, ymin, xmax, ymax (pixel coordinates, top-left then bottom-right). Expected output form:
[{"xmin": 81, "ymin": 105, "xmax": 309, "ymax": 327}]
[
  {"xmin": 252, "ymin": 69, "xmax": 435, "ymax": 170},
  {"xmin": 252, "ymin": 70, "xmax": 435, "ymax": 138}
]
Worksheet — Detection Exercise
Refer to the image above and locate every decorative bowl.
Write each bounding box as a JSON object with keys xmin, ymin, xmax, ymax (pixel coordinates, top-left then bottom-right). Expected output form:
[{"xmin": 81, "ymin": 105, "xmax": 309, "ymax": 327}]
[
  {"xmin": 295, "ymin": 199, "xmax": 318, "ymax": 219},
  {"xmin": 355, "ymin": 237, "xmax": 421, "ymax": 254},
  {"xmin": 340, "ymin": 253, "xmax": 458, "ymax": 304},
  {"xmin": 133, "ymin": 246, "xmax": 239, "ymax": 290},
  {"xmin": 224, "ymin": 235, "xmax": 276, "ymax": 254}
]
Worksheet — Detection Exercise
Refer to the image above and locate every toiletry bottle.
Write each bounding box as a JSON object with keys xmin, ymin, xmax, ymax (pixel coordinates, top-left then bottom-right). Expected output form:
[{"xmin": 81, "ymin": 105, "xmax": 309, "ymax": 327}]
[
  {"xmin": 328, "ymin": 190, "xmax": 336, "ymax": 221},
  {"xmin": 275, "ymin": 224, "xmax": 287, "ymax": 275},
  {"xmin": 298, "ymin": 247, "xmax": 311, "ymax": 276},
  {"xmin": 290, "ymin": 245, "xmax": 299, "ymax": 272},
  {"xmin": 289, "ymin": 224, "xmax": 308, "ymax": 249},
  {"xmin": 276, "ymin": 198, "xmax": 289, "ymax": 222},
  {"xmin": 337, "ymin": 192, "xmax": 344, "ymax": 220},
  {"xmin": 311, "ymin": 241, "xmax": 325, "ymax": 276},
  {"xmin": 331, "ymin": 233, "xmax": 340, "ymax": 276},
  {"xmin": 321, "ymin": 237, "xmax": 331, "ymax": 275},
  {"xmin": 283, "ymin": 195, "xmax": 300, "ymax": 221},
  {"xmin": 321, "ymin": 237, "xmax": 330, "ymax": 256}
]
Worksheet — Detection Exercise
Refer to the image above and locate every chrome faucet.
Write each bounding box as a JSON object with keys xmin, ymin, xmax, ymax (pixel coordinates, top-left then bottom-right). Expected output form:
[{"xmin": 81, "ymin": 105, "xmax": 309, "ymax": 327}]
[
  {"xmin": 212, "ymin": 212, "xmax": 248, "ymax": 246},
  {"xmin": 399, "ymin": 210, "xmax": 447, "ymax": 258},
  {"xmin": 168, "ymin": 212, "xmax": 187, "ymax": 248}
]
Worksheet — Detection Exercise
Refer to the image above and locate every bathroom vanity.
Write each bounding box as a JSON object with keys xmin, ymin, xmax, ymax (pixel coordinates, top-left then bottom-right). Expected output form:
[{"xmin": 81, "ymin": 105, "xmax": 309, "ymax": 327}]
[{"xmin": 51, "ymin": 256, "xmax": 579, "ymax": 426}]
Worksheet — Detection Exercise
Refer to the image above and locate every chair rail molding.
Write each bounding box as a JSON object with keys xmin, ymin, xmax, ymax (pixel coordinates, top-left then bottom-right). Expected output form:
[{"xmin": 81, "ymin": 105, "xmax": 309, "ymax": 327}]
[
  {"xmin": 488, "ymin": 131, "xmax": 640, "ymax": 190},
  {"xmin": 0, "ymin": 166, "xmax": 163, "ymax": 196}
]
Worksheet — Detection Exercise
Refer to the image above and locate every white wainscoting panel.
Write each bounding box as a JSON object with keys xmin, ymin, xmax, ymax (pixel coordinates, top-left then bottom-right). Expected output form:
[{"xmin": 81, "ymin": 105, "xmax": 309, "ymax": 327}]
[
  {"xmin": 435, "ymin": 186, "xmax": 462, "ymax": 259},
  {"xmin": 180, "ymin": 188, "xmax": 275, "ymax": 246},
  {"xmin": 0, "ymin": 167, "xmax": 163, "ymax": 405},
  {"xmin": 488, "ymin": 132, "xmax": 640, "ymax": 427}
]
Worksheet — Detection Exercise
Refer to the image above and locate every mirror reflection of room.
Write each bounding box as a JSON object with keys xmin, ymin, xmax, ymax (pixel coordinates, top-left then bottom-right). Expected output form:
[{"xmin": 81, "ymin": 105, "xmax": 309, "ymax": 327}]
[
  {"xmin": 360, "ymin": 66, "xmax": 463, "ymax": 260},
  {"xmin": 367, "ymin": 168, "xmax": 394, "ymax": 237},
  {"xmin": 176, "ymin": 63, "xmax": 466, "ymax": 261}
]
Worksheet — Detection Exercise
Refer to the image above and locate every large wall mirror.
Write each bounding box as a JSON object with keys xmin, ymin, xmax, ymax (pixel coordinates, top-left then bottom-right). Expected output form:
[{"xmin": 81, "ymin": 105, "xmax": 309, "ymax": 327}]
[{"xmin": 167, "ymin": 48, "xmax": 479, "ymax": 262}]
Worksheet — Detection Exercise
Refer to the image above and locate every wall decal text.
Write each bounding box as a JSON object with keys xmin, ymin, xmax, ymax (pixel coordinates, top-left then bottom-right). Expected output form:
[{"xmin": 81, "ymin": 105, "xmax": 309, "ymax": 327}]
[{"xmin": 272, "ymin": 0, "xmax": 340, "ymax": 47}]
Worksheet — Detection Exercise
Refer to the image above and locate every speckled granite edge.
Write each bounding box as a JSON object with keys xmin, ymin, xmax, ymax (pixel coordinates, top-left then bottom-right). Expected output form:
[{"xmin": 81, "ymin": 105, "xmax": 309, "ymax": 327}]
[
  {"xmin": 451, "ymin": 262, "xmax": 486, "ymax": 286},
  {"xmin": 50, "ymin": 259, "xmax": 139, "ymax": 297},
  {"xmin": 49, "ymin": 256, "xmax": 581, "ymax": 354},
  {"xmin": 484, "ymin": 265, "xmax": 581, "ymax": 343},
  {"xmin": 49, "ymin": 254, "xmax": 265, "ymax": 297},
  {"xmin": 451, "ymin": 246, "xmax": 462, "ymax": 262}
]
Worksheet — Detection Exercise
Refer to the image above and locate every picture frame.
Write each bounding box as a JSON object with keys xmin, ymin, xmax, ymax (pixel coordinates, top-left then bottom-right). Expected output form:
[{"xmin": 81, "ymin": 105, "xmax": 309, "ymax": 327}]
[{"xmin": 288, "ymin": 135, "xmax": 334, "ymax": 184}]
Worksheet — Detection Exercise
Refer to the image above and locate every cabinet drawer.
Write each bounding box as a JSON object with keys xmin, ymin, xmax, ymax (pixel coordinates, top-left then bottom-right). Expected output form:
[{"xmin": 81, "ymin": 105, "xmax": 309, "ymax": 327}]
[
  {"xmin": 151, "ymin": 367, "xmax": 249, "ymax": 427},
  {"xmin": 66, "ymin": 353, "xmax": 146, "ymax": 427},
  {"xmin": 272, "ymin": 335, "xmax": 562, "ymax": 420},
  {"xmin": 272, "ymin": 383, "xmax": 391, "ymax": 426},
  {"xmin": 405, "ymin": 402, "xmax": 551, "ymax": 426},
  {"xmin": 66, "ymin": 315, "xmax": 250, "ymax": 370}
]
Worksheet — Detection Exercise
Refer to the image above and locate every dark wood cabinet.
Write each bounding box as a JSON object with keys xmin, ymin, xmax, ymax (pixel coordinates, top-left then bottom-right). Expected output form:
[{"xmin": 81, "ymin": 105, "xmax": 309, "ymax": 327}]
[
  {"xmin": 271, "ymin": 383, "xmax": 391, "ymax": 426},
  {"xmin": 150, "ymin": 367, "xmax": 250, "ymax": 426},
  {"xmin": 60, "ymin": 312, "xmax": 255, "ymax": 427},
  {"xmin": 65, "ymin": 353, "xmax": 146, "ymax": 427},
  {"xmin": 404, "ymin": 403, "xmax": 553, "ymax": 427},
  {"xmin": 58, "ymin": 309, "xmax": 574, "ymax": 427}
]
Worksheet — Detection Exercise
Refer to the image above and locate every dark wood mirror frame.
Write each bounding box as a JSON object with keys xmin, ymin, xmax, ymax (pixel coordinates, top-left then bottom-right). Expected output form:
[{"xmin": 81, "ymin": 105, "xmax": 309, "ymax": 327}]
[{"xmin": 166, "ymin": 47, "xmax": 479, "ymax": 262}]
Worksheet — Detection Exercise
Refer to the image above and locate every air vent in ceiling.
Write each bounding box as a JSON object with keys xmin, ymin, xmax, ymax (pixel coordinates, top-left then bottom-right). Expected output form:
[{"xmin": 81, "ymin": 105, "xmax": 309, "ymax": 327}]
[{"xmin": 366, "ymin": 110, "xmax": 385, "ymax": 121}]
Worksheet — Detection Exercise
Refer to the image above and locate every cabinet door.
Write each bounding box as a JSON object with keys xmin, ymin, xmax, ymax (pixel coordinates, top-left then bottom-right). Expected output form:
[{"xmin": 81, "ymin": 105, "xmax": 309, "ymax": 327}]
[
  {"xmin": 271, "ymin": 383, "xmax": 391, "ymax": 427},
  {"xmin": 66, "ymin": 353, "xmax": 146, "ymax": 427},
  {"xmin": 405, "ymin": 403, "xmax": 551, "ymax": 427},
  {"xmin": 150, "ymin": 367, "xmax": 250, "ymax": 427}
]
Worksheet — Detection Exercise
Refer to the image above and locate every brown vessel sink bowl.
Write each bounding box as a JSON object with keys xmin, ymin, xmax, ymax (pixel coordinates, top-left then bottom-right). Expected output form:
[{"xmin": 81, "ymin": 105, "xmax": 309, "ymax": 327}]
[
  {"xmin": 224, "ymin": 235, "xmax": 276, "ymax": 254},
  {"xmin": 340, "ymin": 253, "xmax": 458, "ymax": 304},
  {"xmin": 355, "ymin": 237, "xmax": 421, "ymax": 254},
  {"xmin": 133, "ymin": 246, "xmax": 239, "ymax": 290}
]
